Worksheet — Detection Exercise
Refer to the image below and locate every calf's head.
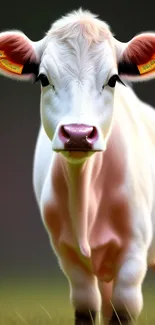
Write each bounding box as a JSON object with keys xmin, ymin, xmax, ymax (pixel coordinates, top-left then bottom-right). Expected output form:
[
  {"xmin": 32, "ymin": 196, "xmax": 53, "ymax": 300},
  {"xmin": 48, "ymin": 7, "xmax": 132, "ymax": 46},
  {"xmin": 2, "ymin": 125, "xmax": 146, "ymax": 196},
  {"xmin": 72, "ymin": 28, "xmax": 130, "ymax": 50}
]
[{"xmin": 1, "ymin": 10, "xmax": 155, "ymax": 163}]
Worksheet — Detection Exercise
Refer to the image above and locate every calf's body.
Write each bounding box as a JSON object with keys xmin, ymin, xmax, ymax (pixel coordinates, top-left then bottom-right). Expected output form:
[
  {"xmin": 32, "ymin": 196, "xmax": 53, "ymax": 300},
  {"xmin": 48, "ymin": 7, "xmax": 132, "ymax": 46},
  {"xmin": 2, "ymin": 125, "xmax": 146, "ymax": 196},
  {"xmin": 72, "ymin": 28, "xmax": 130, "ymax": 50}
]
[{"xmin": 33, "ymin": 83, "xmax": 155, "ymax": 324}]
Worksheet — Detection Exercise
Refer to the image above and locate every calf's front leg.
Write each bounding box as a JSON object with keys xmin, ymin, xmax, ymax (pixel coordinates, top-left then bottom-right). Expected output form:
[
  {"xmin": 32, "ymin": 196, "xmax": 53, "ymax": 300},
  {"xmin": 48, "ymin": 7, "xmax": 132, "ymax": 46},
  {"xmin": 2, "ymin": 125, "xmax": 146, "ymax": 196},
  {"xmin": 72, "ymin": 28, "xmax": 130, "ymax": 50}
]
[
  {"xmin": 60, "ymin": 259, "xmax": 101, "ymax": 325},
  {"xmin": 109, "ymin": 247, "xmax": 147, "ymax": 325}
]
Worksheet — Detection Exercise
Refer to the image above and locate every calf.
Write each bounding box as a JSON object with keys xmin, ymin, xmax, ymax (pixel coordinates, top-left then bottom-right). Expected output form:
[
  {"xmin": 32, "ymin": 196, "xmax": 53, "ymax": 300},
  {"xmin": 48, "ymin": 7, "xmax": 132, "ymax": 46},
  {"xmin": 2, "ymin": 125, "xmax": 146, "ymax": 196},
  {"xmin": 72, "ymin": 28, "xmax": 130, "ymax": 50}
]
[{"xmin": 1, "ymin": 9, "xmax": 155, "ymax": 325}]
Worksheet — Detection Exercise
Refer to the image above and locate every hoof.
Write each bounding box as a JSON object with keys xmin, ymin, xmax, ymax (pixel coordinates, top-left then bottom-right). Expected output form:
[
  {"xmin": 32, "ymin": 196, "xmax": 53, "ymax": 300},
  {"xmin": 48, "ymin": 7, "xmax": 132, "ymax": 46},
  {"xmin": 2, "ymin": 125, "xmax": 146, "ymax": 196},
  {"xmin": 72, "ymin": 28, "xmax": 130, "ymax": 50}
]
[
  {"xmin": 109, "ymin": 311, "xmax": 136, "ymax": 324},
  {"xmin": 75, "ymin": 310, "xmax": 96, "ymax": 325}
]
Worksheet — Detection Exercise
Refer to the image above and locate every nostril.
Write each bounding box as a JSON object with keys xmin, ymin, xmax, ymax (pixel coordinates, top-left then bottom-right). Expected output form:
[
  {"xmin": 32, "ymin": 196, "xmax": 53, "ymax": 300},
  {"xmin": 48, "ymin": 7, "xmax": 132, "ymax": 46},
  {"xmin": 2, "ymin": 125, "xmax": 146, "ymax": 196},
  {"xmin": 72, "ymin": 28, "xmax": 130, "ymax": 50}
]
[
  {"xmin": 60, "ymin": 126, "xmax": 70, "ymax": 140},
  {"xmin": 87, "ymin": 127, "xmax": 98, "ymax": 143},
  {"xmin": 87, "ymin": 127, "xmax": 98, "ymax": 140}
]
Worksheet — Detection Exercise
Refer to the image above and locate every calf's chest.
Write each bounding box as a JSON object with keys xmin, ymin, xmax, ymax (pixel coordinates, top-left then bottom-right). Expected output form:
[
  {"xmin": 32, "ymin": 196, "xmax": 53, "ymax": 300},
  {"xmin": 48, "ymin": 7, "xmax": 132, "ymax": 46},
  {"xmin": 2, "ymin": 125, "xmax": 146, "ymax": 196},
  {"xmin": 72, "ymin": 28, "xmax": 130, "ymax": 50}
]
[{"xmin": 43, "ymin": 160, "xmax": 131, "ymax": 281}]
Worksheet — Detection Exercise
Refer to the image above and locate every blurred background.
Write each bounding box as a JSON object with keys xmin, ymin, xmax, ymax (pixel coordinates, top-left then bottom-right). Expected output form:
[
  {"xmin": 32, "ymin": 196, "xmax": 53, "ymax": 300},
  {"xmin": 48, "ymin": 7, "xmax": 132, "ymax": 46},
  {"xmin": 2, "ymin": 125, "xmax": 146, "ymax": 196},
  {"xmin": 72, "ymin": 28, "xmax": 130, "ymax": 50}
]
[{"xmin": 0, "ymin": 0, "xmax": 155, "ymax": 317}]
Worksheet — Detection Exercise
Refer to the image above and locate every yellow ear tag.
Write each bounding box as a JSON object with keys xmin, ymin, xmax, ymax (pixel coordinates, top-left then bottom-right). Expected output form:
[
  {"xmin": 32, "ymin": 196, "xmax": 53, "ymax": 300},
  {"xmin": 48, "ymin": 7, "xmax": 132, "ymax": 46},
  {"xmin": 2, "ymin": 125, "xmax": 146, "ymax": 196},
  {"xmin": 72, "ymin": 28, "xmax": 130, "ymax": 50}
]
[
  {"xmin": 137, "ymin": 54, "xmax": 155, "ymax": 74},
  {"xmin": 0, "ymin": 50, "xmax": 24, "ymax": 75}
]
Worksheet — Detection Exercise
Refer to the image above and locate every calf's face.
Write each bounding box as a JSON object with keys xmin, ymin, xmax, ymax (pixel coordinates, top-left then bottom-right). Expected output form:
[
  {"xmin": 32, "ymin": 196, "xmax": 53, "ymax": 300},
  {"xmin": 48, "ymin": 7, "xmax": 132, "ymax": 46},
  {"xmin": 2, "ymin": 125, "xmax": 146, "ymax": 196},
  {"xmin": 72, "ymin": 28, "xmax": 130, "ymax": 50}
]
[{"xmin": 39, "ymin": 36, "xmax": 118, "ymax": 162}]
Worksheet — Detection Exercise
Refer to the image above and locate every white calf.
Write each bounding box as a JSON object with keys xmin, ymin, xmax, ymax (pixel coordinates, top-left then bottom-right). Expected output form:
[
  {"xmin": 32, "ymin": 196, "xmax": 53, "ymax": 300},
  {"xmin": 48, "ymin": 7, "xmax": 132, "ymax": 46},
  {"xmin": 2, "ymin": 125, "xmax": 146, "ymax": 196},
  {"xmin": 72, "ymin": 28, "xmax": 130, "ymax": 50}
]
[{"xmin": 1, "ymin": 8, "xmax": 155, "ymax": 325}]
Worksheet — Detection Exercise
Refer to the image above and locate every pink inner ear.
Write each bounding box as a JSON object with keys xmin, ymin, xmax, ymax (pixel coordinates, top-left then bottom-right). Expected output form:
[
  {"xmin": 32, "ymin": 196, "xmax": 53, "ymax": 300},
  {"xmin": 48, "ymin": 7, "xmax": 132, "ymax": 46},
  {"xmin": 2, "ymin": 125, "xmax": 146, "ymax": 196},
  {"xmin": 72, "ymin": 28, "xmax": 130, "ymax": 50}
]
[
  {"xmin": 0, "ymin": 33, "xmax": 36, "ymax": 64},
  {"xmin": 123, "ymin": 35, "xmax": 155, "ymax": 65}
]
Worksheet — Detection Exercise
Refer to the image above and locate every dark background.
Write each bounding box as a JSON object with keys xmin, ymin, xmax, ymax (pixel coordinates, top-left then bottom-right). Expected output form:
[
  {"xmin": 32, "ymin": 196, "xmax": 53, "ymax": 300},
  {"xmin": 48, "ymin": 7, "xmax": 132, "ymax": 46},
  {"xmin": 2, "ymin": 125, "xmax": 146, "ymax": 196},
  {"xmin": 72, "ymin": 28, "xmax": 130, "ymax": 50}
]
[{"xmin": 0, "ymin": 0, "xmax": 155, "ymax": 280}]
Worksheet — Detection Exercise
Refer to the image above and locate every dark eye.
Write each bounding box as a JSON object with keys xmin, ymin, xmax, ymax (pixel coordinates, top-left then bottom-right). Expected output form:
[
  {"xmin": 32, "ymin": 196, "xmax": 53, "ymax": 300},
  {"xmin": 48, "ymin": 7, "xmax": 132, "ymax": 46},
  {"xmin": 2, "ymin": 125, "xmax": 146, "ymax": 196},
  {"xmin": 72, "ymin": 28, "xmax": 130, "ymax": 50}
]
[
  {"xmin": 34, "ymin": 73, "xmax": 50, "ymax": 87},
  {"xmin": 108, "ymin": 74, "xmax": 125, "ymax": 88},
  {"xmin": 38, "ymin": 73, "xmax": 50, "ymax": 87}
]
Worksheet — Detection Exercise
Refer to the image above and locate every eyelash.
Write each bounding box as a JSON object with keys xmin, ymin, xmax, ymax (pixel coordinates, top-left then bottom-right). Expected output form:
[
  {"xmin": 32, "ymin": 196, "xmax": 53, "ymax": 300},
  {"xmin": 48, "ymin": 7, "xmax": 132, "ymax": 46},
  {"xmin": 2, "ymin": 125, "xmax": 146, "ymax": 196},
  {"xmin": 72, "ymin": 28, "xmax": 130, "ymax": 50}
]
[{"xmin": 103, "ymin": 74, "xmax": 125, "ymax": 89}]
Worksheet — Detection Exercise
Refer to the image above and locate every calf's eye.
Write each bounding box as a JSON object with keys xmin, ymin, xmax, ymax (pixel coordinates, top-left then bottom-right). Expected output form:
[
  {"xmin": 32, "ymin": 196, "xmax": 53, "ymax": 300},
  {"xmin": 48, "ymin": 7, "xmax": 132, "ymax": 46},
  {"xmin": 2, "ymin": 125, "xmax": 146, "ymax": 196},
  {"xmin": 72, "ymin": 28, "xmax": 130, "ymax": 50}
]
[
  {"xmin": 108, "ymin": 74, "xmax": 125, "ymax": 88},
  {"xmin": 38, "ymin": 73, "xmax": 50, "ymax": 87},
  {"xmin": 34, "ymin": 73, "xmax": 56, "ymax": 90}
]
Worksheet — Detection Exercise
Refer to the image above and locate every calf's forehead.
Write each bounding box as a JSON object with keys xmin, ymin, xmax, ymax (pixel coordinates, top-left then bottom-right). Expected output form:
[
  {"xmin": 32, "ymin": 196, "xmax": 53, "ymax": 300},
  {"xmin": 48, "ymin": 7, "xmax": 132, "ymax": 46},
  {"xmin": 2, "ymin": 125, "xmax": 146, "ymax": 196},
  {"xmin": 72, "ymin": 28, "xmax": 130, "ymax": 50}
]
[{"xmin": 41, "ymin": 36, "xmax": 117, "ymax": 82}]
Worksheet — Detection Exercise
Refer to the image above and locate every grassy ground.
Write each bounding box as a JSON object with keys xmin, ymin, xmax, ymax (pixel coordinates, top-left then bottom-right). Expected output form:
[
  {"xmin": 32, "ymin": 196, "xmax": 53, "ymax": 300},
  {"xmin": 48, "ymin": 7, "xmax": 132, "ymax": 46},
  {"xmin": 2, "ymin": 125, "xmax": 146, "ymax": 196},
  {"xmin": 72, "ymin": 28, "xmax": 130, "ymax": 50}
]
[
  {"xmin": 0, "ymin": 275, "xmax": 155, "ymax": 325},
  {"xmin": 0, "ymin": 276, "xmax": 73, "ymax": 325}
]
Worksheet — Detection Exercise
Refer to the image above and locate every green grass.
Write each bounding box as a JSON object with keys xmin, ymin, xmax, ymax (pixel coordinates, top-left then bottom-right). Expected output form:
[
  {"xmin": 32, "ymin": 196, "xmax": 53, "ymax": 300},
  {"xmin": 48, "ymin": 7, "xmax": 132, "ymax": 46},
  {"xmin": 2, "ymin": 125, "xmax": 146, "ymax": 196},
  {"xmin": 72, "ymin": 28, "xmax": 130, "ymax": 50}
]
[
  {"xmin": 0, "ymin": 276, "xmax": 155, "ymax": 324},
  {"xmin": 0, "ymin": 276, "xmax": 73, "ymax": 325}
]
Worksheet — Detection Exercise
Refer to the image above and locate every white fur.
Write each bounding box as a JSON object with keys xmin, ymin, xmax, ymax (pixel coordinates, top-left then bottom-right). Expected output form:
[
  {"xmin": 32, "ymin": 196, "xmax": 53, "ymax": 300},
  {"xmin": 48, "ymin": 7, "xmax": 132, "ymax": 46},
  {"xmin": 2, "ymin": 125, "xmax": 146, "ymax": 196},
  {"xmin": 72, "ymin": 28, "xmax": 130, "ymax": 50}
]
[{"xmin": 60, "ymin": 260, "xmax": 102, "ymax": 312}]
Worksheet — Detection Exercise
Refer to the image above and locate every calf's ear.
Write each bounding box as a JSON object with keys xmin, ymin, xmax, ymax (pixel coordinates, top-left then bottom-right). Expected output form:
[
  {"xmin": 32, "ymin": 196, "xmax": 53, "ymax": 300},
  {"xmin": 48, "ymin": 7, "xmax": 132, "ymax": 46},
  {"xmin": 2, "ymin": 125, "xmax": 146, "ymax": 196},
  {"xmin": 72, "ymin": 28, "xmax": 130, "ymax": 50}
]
[
  {"xmin": 0, "ymin": 30, "xmax": 43, "ymax": 81},
  {"xmin": 115, "ymin": 33, "xmax": 155, "ymax": 81}
]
